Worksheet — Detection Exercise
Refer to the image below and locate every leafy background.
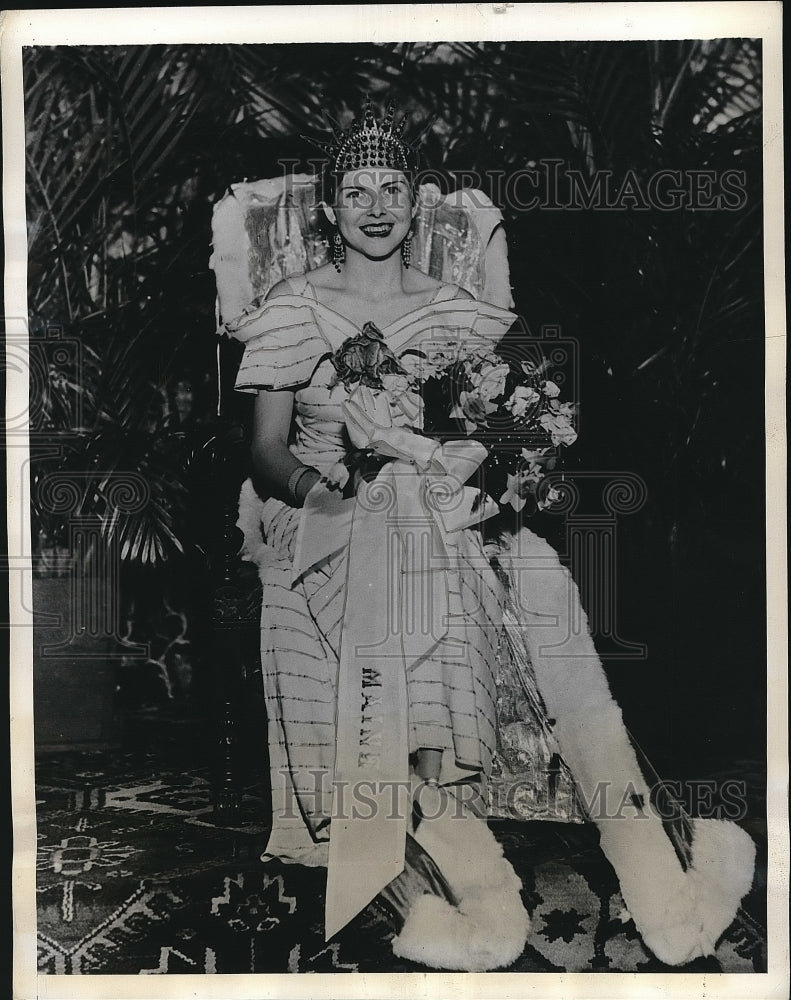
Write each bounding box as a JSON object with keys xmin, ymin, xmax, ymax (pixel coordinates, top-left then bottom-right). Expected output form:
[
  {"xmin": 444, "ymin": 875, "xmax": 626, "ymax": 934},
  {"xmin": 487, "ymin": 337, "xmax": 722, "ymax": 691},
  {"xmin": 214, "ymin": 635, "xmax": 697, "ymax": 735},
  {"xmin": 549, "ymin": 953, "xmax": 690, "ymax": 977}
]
[{"xmin": 24, "ymin": 40, "xmax": 765, "ymax": 783}]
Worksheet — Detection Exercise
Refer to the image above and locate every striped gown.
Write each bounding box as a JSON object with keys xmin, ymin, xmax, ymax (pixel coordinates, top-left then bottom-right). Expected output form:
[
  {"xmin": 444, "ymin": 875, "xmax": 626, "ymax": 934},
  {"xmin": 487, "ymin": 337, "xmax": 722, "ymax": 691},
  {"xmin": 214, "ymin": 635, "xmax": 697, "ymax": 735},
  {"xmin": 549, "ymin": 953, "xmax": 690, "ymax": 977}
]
[
  {"xmin": 229, "ymin": 277, "xmax": 756, "ymax": 964},
  {"xmin": 231, "ymin": 277, "xmax": 520, "ymax": 864}
]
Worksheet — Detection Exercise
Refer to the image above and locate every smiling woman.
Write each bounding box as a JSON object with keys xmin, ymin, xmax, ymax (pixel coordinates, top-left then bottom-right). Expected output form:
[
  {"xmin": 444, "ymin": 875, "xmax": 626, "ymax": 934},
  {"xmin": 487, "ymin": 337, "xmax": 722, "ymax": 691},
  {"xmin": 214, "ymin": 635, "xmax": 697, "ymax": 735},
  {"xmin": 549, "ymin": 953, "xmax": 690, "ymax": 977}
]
[
  {"xmin": 307, "ymin": 167, "xmax": 445, "ymax": 330},
  {"xmin": 14, "ymin": 27, "xmax": 770, "ymax": 979},
  {"xmin": 226, "ymin": 101, "xmax": 534, "ymax": 967},
  {"xmin": 330, "ymin": 169, "xmax": 415, "ymax": 254},
  {"xmin": 222, "ymin": 98, "xmax": 757, "ymax": 972}
]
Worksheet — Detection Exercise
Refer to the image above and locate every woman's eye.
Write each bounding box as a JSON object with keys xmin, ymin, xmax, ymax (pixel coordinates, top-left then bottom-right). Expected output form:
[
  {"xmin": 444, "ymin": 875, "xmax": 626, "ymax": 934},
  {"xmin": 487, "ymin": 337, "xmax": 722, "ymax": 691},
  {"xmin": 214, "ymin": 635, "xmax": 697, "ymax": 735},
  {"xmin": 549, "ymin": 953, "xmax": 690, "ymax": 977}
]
[
  {"xmin": 384, "ymin": 185, "xmax": 408, "ymax": 205},
  {"xmin": 344, "ymin": 190, "xmax": 372, "ymax": 205}
]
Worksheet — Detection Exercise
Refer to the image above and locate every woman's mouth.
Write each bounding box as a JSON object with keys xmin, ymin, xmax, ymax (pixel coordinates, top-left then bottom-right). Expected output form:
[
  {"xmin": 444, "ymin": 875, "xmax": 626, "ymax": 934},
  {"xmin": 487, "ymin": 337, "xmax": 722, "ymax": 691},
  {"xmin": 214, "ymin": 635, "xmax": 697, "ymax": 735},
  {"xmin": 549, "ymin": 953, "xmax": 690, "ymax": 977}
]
[{"xmin": 360, "ymin": 223, "xmax": 394, "ymax": 238}]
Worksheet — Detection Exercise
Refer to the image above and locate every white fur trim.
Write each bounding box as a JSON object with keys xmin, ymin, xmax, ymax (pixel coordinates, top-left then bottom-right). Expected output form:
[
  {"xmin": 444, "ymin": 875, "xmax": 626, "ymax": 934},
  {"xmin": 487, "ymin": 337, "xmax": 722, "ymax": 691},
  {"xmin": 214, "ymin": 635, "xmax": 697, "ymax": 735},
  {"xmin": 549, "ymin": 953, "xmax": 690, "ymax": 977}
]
[
  {"xmin": 496, "ymin": 527, "xmax": 756, "ymax": 966},
  {"xmin": 236, "ymin": 478, "xmax": 277, "ymax": 579},
  {"xmin": 630, "ymin": 817, "xmax": 756, "ymax": 964},
  {"xmin": 392, "ymin": 786, "xmax": 530, "ymax": 971}
]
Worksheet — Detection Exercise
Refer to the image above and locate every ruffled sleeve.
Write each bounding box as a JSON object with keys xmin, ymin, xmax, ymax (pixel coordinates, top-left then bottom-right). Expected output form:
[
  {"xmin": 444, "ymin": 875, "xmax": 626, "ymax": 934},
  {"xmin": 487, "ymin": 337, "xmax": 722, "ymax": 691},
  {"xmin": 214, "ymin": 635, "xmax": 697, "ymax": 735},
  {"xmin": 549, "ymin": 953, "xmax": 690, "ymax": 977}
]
[
  {"xmin": 226, "ymin": 297, "xmax": 335, "ymax": 393},
  {"xmin": 470, "ymin": 299, "xmax": 519, "ymax": 342},
  {"xmin": 389, "ymin": 297, "xmax": 518, "ymax": 356}
]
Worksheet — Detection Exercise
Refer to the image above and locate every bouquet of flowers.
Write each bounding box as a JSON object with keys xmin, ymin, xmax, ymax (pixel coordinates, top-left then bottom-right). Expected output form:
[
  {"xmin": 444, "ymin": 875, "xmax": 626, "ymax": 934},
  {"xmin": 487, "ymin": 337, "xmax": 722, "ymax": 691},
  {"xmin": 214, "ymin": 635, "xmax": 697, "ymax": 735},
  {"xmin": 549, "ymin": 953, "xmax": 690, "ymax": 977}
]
[{"xmin": 329, "ymin": 323, "xmax": 577, "ymax": 515}]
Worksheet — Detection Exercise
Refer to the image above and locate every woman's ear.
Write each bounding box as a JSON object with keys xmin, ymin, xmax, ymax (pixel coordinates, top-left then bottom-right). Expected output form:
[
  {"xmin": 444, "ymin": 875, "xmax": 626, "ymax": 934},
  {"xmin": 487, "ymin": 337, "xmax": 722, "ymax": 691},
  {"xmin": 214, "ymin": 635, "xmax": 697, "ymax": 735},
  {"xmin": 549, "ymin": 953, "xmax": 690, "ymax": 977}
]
[
  {"xmin": 322, "ymin": 202, "xmax": 337, "ymax": 227},
  {"xmin": 410, "ymin": 184, "xmax": 420, "ymax": 221}
]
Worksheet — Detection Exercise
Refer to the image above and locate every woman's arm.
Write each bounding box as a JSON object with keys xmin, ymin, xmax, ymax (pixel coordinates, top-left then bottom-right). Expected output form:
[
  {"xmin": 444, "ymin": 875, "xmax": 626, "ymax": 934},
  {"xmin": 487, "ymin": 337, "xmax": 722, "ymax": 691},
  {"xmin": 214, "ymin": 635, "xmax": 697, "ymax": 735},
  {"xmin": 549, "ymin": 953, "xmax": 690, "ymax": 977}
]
[
  {"xmin": 250, "ymin": 389, "xmax": 321, "ymax": 507},
  {"xmin": 248, "ymin": 278, "xmax": 322, "ymax": 507}
]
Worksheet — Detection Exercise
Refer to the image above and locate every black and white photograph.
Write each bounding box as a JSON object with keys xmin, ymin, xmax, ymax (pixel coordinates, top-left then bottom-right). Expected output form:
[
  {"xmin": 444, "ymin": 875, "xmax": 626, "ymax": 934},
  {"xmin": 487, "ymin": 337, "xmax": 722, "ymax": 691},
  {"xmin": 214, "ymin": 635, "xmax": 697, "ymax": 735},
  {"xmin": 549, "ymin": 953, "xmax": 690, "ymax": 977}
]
[{"xmin": 3, "ymin": 5, "xmax": 787, "ymax": 998}]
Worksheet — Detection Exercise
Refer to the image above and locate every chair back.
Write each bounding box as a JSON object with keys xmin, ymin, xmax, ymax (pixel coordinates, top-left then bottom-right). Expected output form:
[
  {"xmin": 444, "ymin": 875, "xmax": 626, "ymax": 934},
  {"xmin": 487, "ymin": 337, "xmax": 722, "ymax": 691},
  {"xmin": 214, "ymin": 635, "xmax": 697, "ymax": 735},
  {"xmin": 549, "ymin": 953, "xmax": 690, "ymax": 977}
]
[{"xmin": 210, "ymin": 174, "xmax": 513, "ymax": 328}]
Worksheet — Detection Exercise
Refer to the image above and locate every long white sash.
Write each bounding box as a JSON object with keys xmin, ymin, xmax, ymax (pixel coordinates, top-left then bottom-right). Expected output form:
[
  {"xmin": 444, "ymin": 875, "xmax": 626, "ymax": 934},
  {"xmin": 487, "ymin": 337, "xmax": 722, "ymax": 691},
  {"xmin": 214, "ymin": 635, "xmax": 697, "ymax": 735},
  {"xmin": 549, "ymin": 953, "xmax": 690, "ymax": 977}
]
[{"xmin": 293, "ymin": 404, "xmax": 498, "ymax": 940}]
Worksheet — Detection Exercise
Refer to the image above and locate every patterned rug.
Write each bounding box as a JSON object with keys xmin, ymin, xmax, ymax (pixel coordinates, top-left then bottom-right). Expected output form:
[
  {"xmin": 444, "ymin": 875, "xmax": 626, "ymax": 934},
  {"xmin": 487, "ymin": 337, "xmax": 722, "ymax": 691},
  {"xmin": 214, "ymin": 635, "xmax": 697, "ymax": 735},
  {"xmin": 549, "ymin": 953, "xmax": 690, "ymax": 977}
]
[{"xmin": 35, "ymin": 747, "xmax": 767, "ymax": 975}]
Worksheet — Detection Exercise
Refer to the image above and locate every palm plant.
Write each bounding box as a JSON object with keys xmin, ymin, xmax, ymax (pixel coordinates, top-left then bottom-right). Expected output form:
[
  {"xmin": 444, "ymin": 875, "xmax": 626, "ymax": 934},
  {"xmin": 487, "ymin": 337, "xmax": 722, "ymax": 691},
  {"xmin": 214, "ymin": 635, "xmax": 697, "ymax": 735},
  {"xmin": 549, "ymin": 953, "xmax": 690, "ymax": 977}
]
[{"xmin": 27, "ymin": 46, "xmax": 199, "ymax": 562}]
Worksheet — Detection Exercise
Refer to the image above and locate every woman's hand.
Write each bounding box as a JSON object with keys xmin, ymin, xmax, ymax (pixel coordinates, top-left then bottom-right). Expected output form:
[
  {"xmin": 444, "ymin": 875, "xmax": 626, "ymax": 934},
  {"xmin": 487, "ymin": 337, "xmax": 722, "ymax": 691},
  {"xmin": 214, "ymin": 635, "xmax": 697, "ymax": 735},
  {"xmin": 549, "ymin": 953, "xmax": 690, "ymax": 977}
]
[
  {"xmin": 294, "ymin": 467, "xmax": 322, "ymax": 505},
  {"xmin": 251, "ymin": 389, "xmax": 321, "ymax": 507}
]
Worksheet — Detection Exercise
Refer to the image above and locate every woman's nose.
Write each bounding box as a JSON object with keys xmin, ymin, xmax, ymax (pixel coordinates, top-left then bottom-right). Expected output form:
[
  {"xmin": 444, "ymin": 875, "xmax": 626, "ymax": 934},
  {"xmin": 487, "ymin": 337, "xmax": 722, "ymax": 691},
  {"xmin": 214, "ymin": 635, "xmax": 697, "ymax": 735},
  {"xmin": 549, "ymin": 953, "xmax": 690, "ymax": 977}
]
[{"xmin": 367, "ymin": 192, "xmax": 387, "ymax": 216}]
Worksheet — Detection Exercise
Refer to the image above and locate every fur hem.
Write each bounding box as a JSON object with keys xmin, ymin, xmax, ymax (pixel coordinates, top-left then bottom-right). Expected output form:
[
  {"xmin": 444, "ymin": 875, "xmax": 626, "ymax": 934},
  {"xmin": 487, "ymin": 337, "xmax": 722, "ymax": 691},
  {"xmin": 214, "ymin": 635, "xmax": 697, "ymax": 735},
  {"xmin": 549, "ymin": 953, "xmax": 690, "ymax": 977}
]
[
  {"xmin": 497, "ymin": 526, "xmax": 756, "ymax": 967},
  {"xmin": 391, "ymin": 785, "xmax": 530, "ymax": 971},
  {"xmin": 237, "ymin": 478, "xmax": 279, "ymax": 581},
  {"xmin": 626, "ymin": 817, "xmax": 757, "ymax": 965}
]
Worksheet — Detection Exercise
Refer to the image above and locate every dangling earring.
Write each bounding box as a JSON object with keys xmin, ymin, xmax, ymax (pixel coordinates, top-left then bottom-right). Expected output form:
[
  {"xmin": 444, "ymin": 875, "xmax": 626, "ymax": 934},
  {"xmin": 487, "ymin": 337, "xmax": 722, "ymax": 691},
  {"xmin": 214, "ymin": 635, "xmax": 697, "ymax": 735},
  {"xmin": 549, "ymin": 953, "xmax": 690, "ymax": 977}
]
[
  {"xmin": 332, "ymin": 230, "xmax": 345, "ymax": 272},
  {"xmin": 402, "ymin": 231, "xmax": 413, "ymax": 268}
]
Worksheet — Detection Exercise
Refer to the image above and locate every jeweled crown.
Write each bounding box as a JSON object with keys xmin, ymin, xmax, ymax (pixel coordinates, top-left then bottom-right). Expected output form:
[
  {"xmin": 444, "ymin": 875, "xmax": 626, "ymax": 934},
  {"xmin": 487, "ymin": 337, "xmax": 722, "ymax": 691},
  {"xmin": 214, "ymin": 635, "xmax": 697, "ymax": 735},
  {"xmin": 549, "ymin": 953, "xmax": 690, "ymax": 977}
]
[{"xmin": 302, "ymin": 99, "xmax": 426, "ymax": 174}]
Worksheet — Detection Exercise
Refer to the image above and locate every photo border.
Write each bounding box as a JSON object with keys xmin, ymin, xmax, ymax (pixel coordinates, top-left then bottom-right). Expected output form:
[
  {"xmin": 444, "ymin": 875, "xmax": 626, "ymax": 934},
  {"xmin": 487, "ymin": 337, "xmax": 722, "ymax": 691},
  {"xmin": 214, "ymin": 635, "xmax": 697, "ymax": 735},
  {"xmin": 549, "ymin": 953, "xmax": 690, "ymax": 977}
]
[{"xmin": 3, "ymin": 4, "xmax": 787, "ymax": 998}]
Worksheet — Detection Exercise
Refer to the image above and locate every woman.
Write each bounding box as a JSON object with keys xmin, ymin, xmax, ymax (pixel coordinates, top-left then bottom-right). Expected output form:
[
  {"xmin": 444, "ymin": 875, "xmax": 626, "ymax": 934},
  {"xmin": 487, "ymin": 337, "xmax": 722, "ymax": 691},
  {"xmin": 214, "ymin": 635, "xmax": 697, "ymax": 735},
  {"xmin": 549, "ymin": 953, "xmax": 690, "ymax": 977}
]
[{"xmin": 226, "ymin": 102, "xmax": 755, "ymax": 971}]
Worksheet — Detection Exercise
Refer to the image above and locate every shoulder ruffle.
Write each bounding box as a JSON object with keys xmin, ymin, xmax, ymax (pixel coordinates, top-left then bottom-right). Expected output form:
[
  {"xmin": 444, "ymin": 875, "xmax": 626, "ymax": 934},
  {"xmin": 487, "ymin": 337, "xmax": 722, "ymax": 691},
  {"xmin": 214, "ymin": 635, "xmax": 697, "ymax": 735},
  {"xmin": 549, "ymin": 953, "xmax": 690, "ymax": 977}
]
[
  {"xmin": 227, "ymin": 292, "xmax": 519, "ymax": 393},
  {"xmin": 388, "ymin": 298, "xmax": 518, "ymax": 355},
  {"xmin": 227, "ymin": 297, "xmax": 337, "ymax": 393},
  {"xmin": 470, "ymin": 299, "xmax": 519, "ymax": 342}
]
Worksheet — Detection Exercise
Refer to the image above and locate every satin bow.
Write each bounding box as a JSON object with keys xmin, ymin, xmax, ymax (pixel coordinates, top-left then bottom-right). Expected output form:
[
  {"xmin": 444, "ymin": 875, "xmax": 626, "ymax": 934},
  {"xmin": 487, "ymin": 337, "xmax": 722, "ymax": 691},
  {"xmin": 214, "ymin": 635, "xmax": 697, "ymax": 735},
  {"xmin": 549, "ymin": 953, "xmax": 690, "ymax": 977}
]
[{"xmin": 293, "ymin": 385, "xmax": 499, "ymax": 584}]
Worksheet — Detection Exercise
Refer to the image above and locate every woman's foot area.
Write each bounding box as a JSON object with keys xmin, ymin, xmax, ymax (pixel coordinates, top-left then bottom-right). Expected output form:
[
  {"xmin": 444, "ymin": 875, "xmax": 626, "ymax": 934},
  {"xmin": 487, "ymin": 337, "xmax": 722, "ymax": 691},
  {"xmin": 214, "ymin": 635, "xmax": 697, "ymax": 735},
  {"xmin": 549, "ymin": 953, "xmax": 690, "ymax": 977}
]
[
  {"xmin": 411, "ymin": 748, "xmax": 445, "ymax": 830},
  {"xmin": 415, "ymin": 747, "xmax": 442, "ymax": 783},
  {"xmin": 410, "ymin": 749, "xmax": 489, "ymax": 827}
]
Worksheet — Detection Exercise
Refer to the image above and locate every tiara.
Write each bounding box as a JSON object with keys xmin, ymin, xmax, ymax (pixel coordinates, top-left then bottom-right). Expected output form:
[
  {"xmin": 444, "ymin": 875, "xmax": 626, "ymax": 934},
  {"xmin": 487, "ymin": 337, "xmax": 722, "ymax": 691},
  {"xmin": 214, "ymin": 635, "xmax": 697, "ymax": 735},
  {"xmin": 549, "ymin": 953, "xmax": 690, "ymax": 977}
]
[{"xmin": 301, "ymin": 99, "xmax": 428, "ymax": 173}]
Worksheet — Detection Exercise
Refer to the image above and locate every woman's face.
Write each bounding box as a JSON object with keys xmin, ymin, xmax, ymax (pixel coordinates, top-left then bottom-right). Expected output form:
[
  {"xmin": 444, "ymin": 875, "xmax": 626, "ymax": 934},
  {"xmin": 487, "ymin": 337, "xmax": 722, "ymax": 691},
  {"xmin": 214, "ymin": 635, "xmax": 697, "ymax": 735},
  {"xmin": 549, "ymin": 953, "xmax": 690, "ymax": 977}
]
[{"xmin": 324, "ymin": 168, "xmax": 416, "ymax": 262}]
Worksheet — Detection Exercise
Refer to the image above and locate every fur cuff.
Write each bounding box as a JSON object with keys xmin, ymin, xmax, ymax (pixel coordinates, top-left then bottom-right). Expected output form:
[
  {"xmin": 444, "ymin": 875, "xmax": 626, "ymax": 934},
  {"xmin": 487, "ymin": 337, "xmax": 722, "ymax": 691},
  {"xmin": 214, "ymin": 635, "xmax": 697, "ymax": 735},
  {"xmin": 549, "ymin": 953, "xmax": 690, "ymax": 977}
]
[
  {"xmin": 627, "ymin": 817, "xmax": 756, "ymax": 965},
  {"xmin": 392, "ymin": 787, "xmax": 530, "ymax": 971}
]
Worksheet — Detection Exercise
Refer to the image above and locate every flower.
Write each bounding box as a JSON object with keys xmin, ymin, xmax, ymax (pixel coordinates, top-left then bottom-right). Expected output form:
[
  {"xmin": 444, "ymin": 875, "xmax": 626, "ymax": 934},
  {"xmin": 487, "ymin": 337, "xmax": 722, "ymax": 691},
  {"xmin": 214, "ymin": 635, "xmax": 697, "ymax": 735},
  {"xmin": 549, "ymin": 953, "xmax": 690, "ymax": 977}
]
[
  {"xmin": 522, "ymin": 463, "xmax": 544, "ymax": 487},
  {"xmin": 538, "ymin": 485, "xmax": 562, "ymax": 511},
  {"xmin": 520, "ymin": 447, "xmax": 549, "ymax": 463},
  {"xmin": 539, "ymin": 410, "xmax": 578, "ymax": 446},
  {"xmin": 520, "ymin": 447, "xmax": 550, "ymax": 474},
  {"xmin": 332, "ymin": 322, "xmax": 406, "ymax": 389},
  {"xmin": 542, "ymin": 380, "xmax": 561, "ymax": 398},
  {"xmin": 380, "ymin": 373, "xmax": 412, "ymax": 398},
  {"xmin": 450, "ymin": 391, "xmax": 498, "ymax": 434},
  {"xmin": 549, "ymin": 400, "xmax": 576, "ymax": 419},
  {"xmin": 505, "ymin": 386, "xmax": 540, "ymax": 418},
  {"xmin": 407, "ymin": 340, "xmax": 577, "ymax": 517},
  {"xmin": 470, "ymin": 362, "xmax": 510, "ymax": 402},
  {"xmin": 500, "ymin": 472, "xmax": 529, "ymax": 512}
]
